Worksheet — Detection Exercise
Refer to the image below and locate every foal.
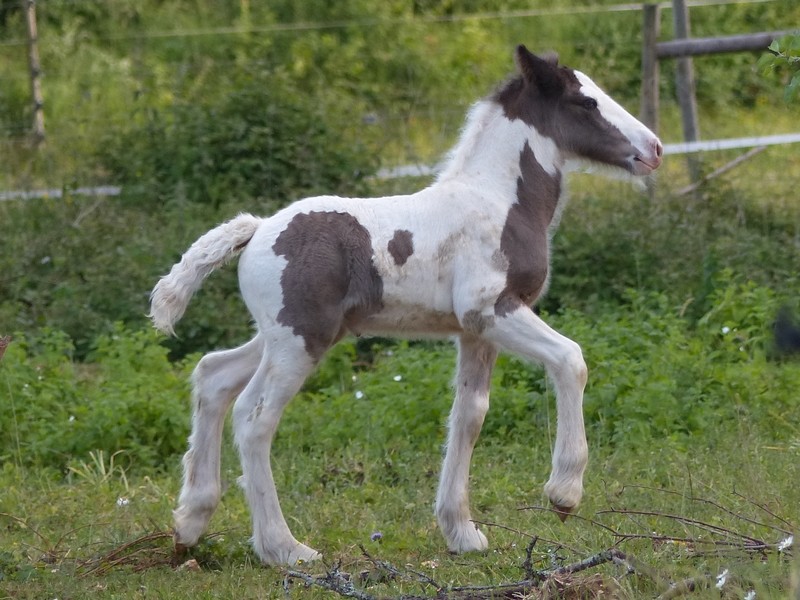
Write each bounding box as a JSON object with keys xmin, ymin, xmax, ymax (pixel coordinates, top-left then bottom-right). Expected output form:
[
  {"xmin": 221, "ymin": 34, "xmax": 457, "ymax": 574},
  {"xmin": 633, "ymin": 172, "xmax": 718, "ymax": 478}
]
[{"xmin": 150, "ymin": 45, "xmax": 662, "ymax": 566}]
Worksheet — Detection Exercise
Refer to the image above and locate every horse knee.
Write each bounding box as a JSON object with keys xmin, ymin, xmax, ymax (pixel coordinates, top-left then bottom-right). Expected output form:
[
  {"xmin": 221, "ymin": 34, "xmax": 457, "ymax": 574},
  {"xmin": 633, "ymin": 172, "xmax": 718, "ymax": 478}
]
[{"xmin": 554, "ymin": 341, "xmax": 587, "ymax": 386}]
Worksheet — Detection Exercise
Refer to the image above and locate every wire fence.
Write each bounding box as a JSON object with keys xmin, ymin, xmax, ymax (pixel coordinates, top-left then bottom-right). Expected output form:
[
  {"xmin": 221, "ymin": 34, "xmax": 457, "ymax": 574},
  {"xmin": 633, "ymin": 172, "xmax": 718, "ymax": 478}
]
[
  {"xmin": 0, "ymin": 0, "xmax": 780, "ymax": 47},
  {"xmin": 0, "ymin": 0, "xmax": 796, "ymax": 198}
]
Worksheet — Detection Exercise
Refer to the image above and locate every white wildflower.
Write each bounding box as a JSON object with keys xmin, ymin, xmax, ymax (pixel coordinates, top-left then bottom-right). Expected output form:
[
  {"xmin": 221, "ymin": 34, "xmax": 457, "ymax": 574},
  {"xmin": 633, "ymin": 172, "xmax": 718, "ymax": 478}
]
[
  {"xmin": 721, "ymin": 326, "xmax": 730, "ymax": 334},
  {"xmin": 116, "ymin": 497, "xmax": 130, "ymax": 507},
  {"xmin": 393, "ymin": 375, "xmax": 402, "ymax": 382},
  {"xmin": 355, "ymin": 390, "xmax": 364, "ymax": 400},
  {"xmin": 68, "ymin": 415, "xmax": 75, "ymax": 422},
  {"xmin": 744, "ymin": 591, "xmax": 756, "ymax": 600},
  {"xmin": 777, "ymin": 535, "xmax": 793, "ymax": 552},
  {"xmin": 715, "ymin": 568, "xmax": 729, "ymax": 589}
]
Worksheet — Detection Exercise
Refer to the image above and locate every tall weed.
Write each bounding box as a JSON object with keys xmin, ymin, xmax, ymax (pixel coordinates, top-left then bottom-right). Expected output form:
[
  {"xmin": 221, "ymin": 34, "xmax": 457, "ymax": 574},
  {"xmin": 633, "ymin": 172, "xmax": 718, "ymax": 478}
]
[{"xmin": 0, "ymin": 326, "xmax": 192, "ymax": 471}]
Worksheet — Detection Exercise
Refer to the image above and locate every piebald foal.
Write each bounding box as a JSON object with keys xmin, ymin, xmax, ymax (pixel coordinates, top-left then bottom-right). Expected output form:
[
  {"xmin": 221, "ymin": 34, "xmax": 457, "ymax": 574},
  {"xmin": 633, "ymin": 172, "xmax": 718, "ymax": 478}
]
[{"xmin": 150, "ymin": 45, "xmax": 662, "ymax": 566}]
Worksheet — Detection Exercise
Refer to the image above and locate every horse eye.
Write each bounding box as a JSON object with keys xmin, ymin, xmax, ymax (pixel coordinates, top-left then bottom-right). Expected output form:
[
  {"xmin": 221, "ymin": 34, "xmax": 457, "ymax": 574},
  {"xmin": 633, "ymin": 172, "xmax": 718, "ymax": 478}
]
[{"xmin": 582, "ymin": 98, "xmax": 598, "ymax": 110}]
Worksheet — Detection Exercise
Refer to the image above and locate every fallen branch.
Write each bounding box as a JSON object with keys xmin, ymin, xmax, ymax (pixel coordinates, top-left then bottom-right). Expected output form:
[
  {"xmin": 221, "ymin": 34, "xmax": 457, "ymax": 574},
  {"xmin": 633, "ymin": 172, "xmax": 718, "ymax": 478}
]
[
  {"xmin": 286, "ymin": 562, "xmax": 380, "ymax": 600},
  {"xmin": 284, "ymin": 548, "xmax": 634, "ymax": 600},
  {"xmin": 359, "ymin": 544, "xmax": 442, "ymax": 592}
]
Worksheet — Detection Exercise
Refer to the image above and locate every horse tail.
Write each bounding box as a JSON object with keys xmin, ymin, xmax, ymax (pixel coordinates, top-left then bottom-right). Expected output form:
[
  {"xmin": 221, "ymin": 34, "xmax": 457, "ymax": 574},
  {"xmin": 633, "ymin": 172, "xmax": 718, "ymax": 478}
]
[{"xmin": 149, "ymin": 213, "xmax": 262, "ymax": 335}]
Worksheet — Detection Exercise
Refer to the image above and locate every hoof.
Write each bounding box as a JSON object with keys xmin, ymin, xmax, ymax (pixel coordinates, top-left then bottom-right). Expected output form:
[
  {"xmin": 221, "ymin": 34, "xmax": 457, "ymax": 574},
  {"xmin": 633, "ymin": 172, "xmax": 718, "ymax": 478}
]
[
  {"xmin": 257, "ymin": 541, "xmax": 323, "ymax": 566},
  {"xmin": 173, "ymin": 539, "xmax": 190, "ymax": 566},
  {"xmin": 445, "ymin": 523, "xmax": 489, "ymax": 554},
  {"xmin": 552, "ymin": 504, "xmax": 574, "ymax": 523}
]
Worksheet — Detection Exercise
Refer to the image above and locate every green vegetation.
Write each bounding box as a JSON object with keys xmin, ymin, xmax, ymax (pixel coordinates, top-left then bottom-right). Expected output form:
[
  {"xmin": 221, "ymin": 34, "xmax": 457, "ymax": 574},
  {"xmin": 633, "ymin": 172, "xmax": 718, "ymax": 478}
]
[
  {"xmin": 1, "ymin": 0, "xmax": 799, "ymax": 598},
  {"xmin": 759, "ymin": 33, "xmax": 800, "ymax": 102}
]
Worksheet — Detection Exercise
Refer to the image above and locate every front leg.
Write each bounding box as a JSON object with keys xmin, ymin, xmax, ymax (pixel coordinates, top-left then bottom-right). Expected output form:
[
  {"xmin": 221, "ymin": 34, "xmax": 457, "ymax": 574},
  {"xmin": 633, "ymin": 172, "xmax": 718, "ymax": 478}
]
[
  {"xmin": 482, "ymin": 305, "xmax": 588, "ymax": 517},
  {"xmin": 436, "ymin": 335, "xmax": 498, "ymax": 553}
]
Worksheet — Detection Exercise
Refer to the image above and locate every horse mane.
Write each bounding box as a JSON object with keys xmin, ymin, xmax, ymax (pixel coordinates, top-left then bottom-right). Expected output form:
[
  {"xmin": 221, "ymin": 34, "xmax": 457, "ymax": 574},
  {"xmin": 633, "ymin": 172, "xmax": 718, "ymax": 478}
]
[{"xmin": 436, "ymin": 77, "xmax": 523, "ymax": 182}]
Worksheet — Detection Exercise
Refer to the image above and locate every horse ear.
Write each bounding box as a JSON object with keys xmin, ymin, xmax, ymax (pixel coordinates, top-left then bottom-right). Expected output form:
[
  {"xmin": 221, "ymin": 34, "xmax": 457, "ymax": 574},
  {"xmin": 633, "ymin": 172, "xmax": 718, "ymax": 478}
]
[{"xmin": 515, "ymin": 45, "xmax": 563, "ymax": 96}]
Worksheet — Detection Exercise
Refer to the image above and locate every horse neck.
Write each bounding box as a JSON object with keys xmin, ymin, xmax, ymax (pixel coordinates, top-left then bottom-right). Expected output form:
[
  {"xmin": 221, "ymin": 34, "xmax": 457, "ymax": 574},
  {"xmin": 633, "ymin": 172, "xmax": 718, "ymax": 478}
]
[{"xmin": 435, "ymin": 100, "xmax": 565, "ymax": 207}]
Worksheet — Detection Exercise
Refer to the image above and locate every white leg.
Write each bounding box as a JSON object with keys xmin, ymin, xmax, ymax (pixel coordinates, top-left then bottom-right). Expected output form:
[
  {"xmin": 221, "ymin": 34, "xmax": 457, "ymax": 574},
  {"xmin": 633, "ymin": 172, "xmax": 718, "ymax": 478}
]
[
  {"xmin": 436, "ymin": 335, "xmax": 498, "ymax": 553},
  {"xmin": 231, "ymin": 330, "xmax": 321, "ymax": 566},
  {"xmin": 483, "ymin": 306, "xmax": 588, "ymax": 517},
  {"xmin": 174, "ymin": 335, "xmax": 264, "ymax": 549}
]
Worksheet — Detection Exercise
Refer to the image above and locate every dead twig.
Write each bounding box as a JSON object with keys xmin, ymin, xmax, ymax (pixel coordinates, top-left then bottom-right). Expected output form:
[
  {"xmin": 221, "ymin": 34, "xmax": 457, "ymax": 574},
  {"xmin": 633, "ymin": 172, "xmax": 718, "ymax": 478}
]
[
  {"xmin": 78, "ymin": 531, "xmax": 173, "ymax": 576},
  {"xmin": 597, "ymin": 507, "xmax": 768, "ymax": 549},
  {"xmin": 620, "ymin": 484, "xmax": 794, "ymax": 536},
  {"xmin": 471, "ymin": 519, "xmax": 583, "ymax": 555},
  {"xmin": 731, "ymin": 489, "xmax": 797, "ymax": 531},
  {"xmin": 521, "ymin": 536, "xmax": 538, "ymax": 579},
  {"xmin": 517, "ymin": 504, "xmax": 622, "ymax": 537},
  {"xmin": 285, "ymin": 562, "xmax": 381, "ymax": 600},
  {"xmin": 359, "ymin": 544, "xmax": 441, "ymax": 592},
  {"xmin": 285, "ymin": 548, "xmax": 635, "ymax": 600}
]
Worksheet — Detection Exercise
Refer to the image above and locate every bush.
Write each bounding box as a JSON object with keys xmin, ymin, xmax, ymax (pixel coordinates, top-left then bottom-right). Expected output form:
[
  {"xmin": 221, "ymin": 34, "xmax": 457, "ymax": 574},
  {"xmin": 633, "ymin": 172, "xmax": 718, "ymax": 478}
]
[
  {"xmin": 3, "ymin": 273, "xmax": 797, "ymax": 474},
  {"xmin": 0, "ymin": 326, "xmax": 193, "ymax": 471},
  {"xmin": 99, "ymin": 67, "xmax": 377, "ymax": 207},
  {"xmin": 0, "ymin": 193, "xmax": 259, "ymax": 359}
]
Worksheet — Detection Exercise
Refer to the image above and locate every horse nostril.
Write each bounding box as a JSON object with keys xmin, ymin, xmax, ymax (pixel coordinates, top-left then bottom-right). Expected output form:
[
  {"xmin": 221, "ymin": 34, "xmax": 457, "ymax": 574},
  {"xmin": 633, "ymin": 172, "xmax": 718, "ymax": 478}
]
[{"xmin": 655, "ymin": 140, "xmax": 664, "ymax": 158}]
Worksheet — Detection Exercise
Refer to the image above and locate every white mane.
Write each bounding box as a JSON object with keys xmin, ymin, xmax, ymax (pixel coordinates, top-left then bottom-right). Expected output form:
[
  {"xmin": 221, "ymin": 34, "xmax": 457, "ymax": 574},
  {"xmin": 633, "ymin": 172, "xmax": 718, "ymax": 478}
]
[{"xmin": 435, "ymin": 99, "xmax": 506, "ymax": 182}]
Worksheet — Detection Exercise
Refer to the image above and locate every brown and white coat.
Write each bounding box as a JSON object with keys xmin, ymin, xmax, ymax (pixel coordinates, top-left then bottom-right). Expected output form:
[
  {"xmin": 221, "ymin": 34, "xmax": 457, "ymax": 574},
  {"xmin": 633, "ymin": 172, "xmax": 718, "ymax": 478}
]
[{"xmin": 150, "ymin": 45, "xmax": 663, "ymax": 566}]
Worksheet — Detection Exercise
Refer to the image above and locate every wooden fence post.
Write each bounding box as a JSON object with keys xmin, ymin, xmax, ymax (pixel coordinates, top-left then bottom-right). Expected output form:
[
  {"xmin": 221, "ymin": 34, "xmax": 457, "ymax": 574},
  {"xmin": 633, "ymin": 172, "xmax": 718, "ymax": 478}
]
[
  {"xmin": 25, "ymin": 0, "xmax": 45, "ymax": 145},
  {"xmin": 672, "ymin": 0, "xmax": 701, "ymax": 182},
  {"xmin": 641, "ymin": 3, "xmax": 660, "ymax": 134}
]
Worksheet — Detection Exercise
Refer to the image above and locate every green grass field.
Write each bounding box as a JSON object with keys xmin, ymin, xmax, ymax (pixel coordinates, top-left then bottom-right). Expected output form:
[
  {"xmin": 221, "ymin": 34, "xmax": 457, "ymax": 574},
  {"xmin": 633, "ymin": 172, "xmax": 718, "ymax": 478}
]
[{"xmin": 2, "ymin": 305, "xmax": 799, "ymax": 598}]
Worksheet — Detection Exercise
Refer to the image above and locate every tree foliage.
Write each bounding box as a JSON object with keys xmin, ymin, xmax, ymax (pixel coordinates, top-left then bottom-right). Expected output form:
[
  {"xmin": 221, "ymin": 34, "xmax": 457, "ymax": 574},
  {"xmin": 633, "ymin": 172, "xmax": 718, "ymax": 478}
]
[{"xmin": 759, "ymin": 33, "xmax": 800, "ymax": 102}]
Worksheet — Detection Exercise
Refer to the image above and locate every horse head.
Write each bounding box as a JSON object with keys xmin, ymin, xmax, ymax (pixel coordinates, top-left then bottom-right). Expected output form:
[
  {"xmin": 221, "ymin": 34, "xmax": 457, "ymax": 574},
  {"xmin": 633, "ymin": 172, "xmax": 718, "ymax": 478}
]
[{"xmin": 496, "ymin": 45, "xmax": 663, "ymax": 177}]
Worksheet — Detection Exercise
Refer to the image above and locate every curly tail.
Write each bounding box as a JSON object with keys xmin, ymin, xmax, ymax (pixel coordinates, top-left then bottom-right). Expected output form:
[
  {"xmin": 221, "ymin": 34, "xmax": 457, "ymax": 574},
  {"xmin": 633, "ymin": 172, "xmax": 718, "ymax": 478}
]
[{"xmin": 149, "ymin": 213, "xmax": 262, "ymax": 335}]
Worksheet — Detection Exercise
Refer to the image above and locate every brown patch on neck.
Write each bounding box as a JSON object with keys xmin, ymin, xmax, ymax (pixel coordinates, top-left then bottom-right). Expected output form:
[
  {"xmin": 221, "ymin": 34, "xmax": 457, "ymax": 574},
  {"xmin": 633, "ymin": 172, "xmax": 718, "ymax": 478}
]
[
  {"xmin": 387, "ymin": 229, "xmax": 414, "ymax": 266},
  {"xmin": 495, "ymin": 142, "xmax": 561, "ymax": 317},
  {"xmin": 272, "ymin": 211, "xmax": 384, "ymax": 360}
]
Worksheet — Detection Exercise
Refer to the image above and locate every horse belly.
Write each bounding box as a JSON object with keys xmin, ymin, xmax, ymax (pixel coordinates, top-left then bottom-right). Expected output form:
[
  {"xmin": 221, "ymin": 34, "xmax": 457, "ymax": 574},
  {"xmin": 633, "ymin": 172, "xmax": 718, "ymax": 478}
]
[{"xmin": 354, "ymin": 303, "xmax": 461, "ymax": 338}]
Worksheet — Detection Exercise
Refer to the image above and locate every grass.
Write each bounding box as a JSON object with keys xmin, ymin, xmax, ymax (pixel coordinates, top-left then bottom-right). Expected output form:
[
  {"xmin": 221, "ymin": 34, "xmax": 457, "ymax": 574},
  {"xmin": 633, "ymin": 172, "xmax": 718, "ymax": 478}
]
[
  {"xmin": 1, "ymin": 431, "xmax": 797, "ymax": 598},
  {"xmin": 2, "ymin": 328, "xmax": 798, "ymax": 599}
]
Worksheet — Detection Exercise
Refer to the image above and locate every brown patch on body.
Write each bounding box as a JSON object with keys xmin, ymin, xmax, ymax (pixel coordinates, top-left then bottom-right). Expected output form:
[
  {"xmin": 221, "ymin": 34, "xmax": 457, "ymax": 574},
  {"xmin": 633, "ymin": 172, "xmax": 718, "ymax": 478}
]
[
  {"xmin": 495, "ymin": 142, "xmax": 561, "ymax": 317},
  {"xmin": 387, "ymin": 229, "xmax": 414, "ymax": 266},
  {"xmin": 272, "ymin": 211, "xmax": 383, "ymax": 360}
]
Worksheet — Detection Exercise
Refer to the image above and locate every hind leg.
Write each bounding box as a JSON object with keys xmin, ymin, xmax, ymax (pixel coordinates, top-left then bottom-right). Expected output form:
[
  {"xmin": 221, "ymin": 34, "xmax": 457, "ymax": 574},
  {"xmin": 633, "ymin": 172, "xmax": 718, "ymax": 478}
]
[
  {"xmin": 174, "ymin": 335, "xmax": 264, "ymax": 549},
  {"xmin": 232, "ymin": 329, "xmax": 320, "ymax": 566}
]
